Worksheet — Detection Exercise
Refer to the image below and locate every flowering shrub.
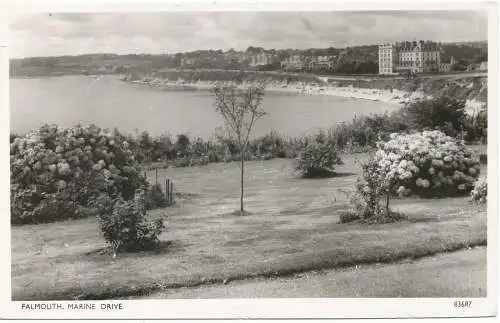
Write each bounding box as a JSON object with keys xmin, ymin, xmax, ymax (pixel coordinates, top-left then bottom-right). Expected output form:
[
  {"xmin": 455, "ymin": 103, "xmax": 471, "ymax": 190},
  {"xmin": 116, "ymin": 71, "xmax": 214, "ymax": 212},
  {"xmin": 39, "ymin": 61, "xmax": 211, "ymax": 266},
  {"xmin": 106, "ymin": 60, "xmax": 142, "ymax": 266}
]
[
  {"xmin": 346, "ymin": 158, "xmax": 407, "ymax": 224},
  {"xmin": 96, "ymin": 190, "xmax": 165, "ymax": 252},
  {"xmin": 470, "ymin": 178, "xmax": 487, "ymax": 204},
  {"xmin": 374, "ymin": 130, "xmax": 480, "ymax": 197},
  {"xmin": 10, "ymin": 124, "xmax": 148, "ymax": 224},
  {"xmin": 353, "ymin": 158, "xmax": 388, "ymax": 218},
  {"xmin": 294, "ymin": 140, "xmax": 343, "ymax": 178}
]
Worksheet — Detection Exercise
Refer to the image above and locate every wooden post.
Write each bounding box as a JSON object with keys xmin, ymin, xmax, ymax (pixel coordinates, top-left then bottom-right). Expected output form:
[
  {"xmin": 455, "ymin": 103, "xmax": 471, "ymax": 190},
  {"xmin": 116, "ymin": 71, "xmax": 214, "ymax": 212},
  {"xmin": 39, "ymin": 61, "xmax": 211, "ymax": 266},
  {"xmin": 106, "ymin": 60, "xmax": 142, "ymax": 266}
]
[
  {"xmin": 165, "ymin": 179, "xmax": 170, "ymax": 204},
  {"xmin": 170, "ymin": 180, "xmax": 174, "ymax": 205},
  {"xmin": 155, "ymin": 168, "xmax": 158, "ymax": 185}
]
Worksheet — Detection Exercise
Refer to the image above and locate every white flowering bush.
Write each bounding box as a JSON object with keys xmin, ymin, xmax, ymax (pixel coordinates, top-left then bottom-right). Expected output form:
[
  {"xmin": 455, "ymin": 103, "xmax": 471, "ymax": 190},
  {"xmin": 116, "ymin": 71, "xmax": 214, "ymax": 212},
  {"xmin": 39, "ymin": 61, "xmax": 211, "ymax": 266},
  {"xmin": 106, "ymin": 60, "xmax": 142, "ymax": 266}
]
[
  {"xmin": 374, "ymin": 130, "xmax": 480, "ymax": 197},
  {"xmin": 470, "ymin": 178, "xmax": 487, "ymax": 204},
  {"xmin": 294, "ymin": 140, "xmax": 343, "ymax": 178},
  {"xmin": 348, "ymin": 158, "xmax": 407, "ymax": 224},
  {"xmin": 10, "ymin": 124, "xmax": 148, "ymax": 224}
]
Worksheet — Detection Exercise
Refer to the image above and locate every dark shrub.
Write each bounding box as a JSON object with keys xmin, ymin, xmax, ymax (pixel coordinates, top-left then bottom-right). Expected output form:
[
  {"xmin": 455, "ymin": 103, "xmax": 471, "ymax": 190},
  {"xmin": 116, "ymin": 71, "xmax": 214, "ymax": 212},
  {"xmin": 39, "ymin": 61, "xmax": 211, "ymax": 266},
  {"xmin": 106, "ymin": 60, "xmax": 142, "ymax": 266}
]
[
  {"xmin": 294, "ymin": 140, "xmax": 343, "ymax": 178},
  {"xmin": 251, "ymin": 131, "xmax": 286, "ymax": 158},
  {"xmin": 403, "ymin": 96, "xmax": 467, "ymax": 136},
  {"xmin": 339, "ymin": 211, "xmax": 361, "ymax": 224},
  {"xmin": 362, "ymin": 210, "xmax": 407, "ymax": 224},
  {"xmin": 464, "ymin": 109, "xmax": 487, "ymax": 144},
  {"xmin": 175, "ymin": 134, "xmax": 191, "ymax": 156},
  {"xmin": 326, "ymin": 112, "xmax": 411, "ymax": 152},
  {"xmin": 479, "ymin": 153, "xmax": 487, "ymax": 165},
  {"xmin": 96, "ymin": 190, "xmax": 165, "ymax": 253},
  {"xmin": 145, "ymin": 183, "xmax": 168, "ymax": 209}
]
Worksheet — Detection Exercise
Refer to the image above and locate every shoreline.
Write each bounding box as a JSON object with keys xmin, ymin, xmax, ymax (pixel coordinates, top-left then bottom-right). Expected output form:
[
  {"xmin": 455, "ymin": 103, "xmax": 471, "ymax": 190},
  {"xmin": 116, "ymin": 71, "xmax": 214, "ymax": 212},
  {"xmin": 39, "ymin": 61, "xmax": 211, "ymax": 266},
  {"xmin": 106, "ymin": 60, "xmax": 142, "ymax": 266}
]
[
  {"xmin": 125, "ymin": 77, "xmax": 486, "ymax": 115},
  {"xmin": 126, "ymin": 77, "xmax": 416, "ymax": 106}
]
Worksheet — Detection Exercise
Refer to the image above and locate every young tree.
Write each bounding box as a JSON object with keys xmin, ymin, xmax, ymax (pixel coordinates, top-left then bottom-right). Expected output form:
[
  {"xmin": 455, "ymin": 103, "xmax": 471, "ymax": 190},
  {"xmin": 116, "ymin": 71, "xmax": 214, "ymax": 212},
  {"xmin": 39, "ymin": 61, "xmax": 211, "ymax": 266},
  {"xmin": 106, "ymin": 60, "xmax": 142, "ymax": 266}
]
[{"xmin": 211, "ymin": 82, "xmax": 267, "ymax": 214}]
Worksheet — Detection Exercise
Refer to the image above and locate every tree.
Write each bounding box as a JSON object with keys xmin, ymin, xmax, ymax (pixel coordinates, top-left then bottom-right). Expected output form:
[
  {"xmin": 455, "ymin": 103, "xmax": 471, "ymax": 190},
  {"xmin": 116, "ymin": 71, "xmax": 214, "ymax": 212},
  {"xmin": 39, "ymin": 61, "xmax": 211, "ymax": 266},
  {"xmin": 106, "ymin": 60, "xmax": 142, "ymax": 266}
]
[
  {"xmin": 138, "ymin": 130, "xmax": 154, "ymax": 164},
  {"xmin": 451, "ymin": 59, "xmax": 468, "ymax": 72},
  {"xmin": 403, "ymin": 96, "xmax": 467, "ymax": 136},
  {"xmin": 211, "ymin": 82, "xmax": 267, "ymax": 214}
]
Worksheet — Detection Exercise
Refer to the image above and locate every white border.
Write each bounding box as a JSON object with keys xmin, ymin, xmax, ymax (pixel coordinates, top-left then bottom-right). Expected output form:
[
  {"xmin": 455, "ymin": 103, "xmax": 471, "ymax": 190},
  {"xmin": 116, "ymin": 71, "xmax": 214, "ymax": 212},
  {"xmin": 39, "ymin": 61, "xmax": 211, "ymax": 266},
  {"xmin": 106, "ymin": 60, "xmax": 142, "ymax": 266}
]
[{"xmin": 0, "ymin": 0, "xmax": 498, "ymax": 320}]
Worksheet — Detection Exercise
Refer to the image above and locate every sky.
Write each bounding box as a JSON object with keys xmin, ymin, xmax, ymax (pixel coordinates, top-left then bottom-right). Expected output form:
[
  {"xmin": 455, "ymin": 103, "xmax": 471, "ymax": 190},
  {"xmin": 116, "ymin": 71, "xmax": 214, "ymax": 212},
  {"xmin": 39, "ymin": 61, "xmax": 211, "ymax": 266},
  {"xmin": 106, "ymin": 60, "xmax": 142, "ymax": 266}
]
[{"xmin": 9, "ymin": 11, "xmax": 488, "ymax": 58}]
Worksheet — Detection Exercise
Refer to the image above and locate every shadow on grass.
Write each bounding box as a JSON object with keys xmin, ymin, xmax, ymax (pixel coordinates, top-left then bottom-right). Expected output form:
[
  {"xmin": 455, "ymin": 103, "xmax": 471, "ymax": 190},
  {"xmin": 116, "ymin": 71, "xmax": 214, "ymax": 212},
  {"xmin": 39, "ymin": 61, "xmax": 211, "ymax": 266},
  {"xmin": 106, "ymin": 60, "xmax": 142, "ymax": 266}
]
[
  {"xmin": 217, "ymin": 209, "xmax": 254, "ymax": 217},
  {"xmin": 280, "ymin": 204, "xmax": 349, "ymax": 217},
  {"xmin": 301, "ymin": 171, "xmax": 357, "ymax": 179},
  {"xmin": 174, "ymin": 192, "xmax": 201, "ymax": 200},
  {"xmin": 408, "ymin": 217, "xmax": 442, "ymax": 223},
  {"xmin": 84, "ymin": 240, "xmax": 175, "ymax": 260}
]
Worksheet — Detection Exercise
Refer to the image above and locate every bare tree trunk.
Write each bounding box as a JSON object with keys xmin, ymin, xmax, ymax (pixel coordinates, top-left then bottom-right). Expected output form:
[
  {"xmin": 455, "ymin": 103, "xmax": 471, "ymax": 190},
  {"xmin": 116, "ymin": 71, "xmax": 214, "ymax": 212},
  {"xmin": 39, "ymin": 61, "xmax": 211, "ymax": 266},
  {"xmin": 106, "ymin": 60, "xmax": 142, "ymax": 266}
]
[{"xmin": 240, "ymin": 151, "xmax": 244, "ymax": 214}]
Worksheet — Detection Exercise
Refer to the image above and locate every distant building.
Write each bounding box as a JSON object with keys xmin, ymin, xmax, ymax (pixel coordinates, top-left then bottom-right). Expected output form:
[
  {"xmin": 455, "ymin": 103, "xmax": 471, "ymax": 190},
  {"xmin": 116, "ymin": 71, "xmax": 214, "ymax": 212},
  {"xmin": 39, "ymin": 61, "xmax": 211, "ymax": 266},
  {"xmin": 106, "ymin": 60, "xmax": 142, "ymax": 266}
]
[
  {"xmin": 306, "ymin": 56, "xmax": 336, "ymax": 72},
  {"xmin": 378, "ymin": 42, "xmax": 398, "ymax": 74},
  {"xmin": 224, "ymin": 51, "xmax": 245, "ymax": 63},
  {"xmin": 378, "ymin": 40, "xmax": 442, "ymax": 75},
  {"xmin": 281, "ymin": 55, "xmax": 304, "ymax": 71},
  {"xmin": 467, "ymin": 63, "xmax": 481, "ymax": 72},
  {"xmin": 180, "ymin": 57, "xmax": 197, "ymax": 68},
  {"xmin": 439, "ymin": 56, "xmax": 456, "ymax": 73},
  {"xmin": 250, "ymin": 53, "xmax": 275, "ymax": 67}
]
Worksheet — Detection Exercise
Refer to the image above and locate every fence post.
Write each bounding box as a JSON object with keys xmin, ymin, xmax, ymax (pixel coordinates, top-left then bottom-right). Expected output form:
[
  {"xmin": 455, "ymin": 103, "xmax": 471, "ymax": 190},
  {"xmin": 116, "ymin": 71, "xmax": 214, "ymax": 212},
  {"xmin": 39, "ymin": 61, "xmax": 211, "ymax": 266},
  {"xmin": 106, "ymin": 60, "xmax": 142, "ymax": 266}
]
[
  {"xmin": 165, "ymin": 178, "xmax": 170, "ymax": 205},
  {"xmin": 170, "ymin": 180, "xmax": 174, "ymax": 205}
]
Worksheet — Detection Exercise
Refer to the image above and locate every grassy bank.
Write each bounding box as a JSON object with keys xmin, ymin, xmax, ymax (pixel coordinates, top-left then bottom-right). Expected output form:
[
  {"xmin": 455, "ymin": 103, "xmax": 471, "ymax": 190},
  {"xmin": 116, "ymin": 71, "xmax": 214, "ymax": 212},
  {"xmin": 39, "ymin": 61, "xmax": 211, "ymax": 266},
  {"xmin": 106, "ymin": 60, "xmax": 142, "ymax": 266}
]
[
  {"xmin": 12, "ymin": 156, "xmax": 487, "ymax": 300},
  {"xmin": 144, "ymin": 247, "xmax": 486, "ymax": 298},
  {"xmin": 146, "ymin": 247, "xmax": 487, "ymax": 299}
]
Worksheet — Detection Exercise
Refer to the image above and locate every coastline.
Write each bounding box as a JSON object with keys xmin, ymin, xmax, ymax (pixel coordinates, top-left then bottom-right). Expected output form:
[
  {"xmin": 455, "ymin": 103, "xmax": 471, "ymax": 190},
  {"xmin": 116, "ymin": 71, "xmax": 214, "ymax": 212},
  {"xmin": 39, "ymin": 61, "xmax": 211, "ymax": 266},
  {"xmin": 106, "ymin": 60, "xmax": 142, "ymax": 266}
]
[
  {"xmin": 124, "ymin": 76, "xmax": 486, "ymax": 114},
  {"xmin": 125, "ymin": 77, "xmax": 419, "ymax": 106}
]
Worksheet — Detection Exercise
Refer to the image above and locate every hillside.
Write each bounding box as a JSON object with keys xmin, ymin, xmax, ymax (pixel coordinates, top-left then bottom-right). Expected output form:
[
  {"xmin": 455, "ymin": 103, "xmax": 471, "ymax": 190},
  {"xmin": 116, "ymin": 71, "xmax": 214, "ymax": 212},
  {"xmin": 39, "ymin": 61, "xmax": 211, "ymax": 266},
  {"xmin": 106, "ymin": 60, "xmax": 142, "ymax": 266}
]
[{"xmin": 10, "ymin": 40, "xmax": 486, "ymax": 78}]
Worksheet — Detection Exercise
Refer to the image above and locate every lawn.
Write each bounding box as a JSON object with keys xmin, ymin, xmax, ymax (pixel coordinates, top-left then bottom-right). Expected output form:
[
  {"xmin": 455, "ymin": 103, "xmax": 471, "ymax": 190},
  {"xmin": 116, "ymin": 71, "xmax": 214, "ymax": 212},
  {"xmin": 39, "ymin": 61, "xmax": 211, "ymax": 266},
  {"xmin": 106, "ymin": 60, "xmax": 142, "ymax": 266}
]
[
  {"xmin": 11, "ymin": 152, "xmax": 487, "ymax": 300},
  {"xmin": 144, "ymin": 247, "xmax": 486, "ymax": 298}
]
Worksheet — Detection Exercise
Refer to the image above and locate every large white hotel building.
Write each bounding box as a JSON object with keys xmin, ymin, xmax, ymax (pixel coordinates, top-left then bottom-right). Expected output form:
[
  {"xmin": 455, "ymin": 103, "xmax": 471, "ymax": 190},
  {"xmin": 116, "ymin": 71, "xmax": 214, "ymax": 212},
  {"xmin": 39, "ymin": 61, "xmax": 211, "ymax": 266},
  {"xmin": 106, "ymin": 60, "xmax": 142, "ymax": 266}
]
[{"xmin": 378, "ymin": 40, "xmax": 442, "ymax": 75}]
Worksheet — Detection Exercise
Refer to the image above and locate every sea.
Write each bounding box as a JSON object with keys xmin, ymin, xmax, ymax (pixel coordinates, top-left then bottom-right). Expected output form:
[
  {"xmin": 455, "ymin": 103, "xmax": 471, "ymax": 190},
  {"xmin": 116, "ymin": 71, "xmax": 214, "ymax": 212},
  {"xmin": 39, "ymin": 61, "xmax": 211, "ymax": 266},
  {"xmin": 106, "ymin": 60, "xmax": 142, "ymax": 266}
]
[{"xmin": 10, "ymin": 75, "xmax": 399, "ymax": 139}]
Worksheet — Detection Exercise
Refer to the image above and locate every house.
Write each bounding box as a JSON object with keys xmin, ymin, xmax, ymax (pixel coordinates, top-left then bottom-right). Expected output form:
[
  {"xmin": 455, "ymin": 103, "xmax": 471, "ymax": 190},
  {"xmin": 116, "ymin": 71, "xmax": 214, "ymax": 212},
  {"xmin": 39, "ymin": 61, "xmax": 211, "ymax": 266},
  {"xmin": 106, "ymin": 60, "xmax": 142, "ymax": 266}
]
[
  {"xmin": 180, "ymin": 57, "xmax": 197, "ymax": 68},
  {"xmin": 250, "ymin": 53, "xmax": 275, "ymax": 67},
  {"xmin": 281, "ymin": 55, "xmax": 304, "ymax": 71},
  {"xmin": 467, "ymin": 63, "xmax": 481, "ymax": 72},
  {"xmin": 224, "ymin": 50, "xmax": 245, "ymax": 63},
  {"xmin": 306, "ymin": 56, "xmax": 336, "ymax": 72},
  {"xmin": 439, "ymin": 56, "xmax": 456, "ymax": 73}
]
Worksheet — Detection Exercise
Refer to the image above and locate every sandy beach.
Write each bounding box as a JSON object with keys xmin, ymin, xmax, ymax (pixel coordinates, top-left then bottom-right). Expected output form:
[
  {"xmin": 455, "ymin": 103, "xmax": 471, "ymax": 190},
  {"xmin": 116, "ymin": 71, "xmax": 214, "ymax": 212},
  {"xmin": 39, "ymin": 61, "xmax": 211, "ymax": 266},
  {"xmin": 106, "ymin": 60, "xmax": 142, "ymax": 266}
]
[{"xmin": 126, "ymin": 77, "xmax": 485, "ymax": 114}]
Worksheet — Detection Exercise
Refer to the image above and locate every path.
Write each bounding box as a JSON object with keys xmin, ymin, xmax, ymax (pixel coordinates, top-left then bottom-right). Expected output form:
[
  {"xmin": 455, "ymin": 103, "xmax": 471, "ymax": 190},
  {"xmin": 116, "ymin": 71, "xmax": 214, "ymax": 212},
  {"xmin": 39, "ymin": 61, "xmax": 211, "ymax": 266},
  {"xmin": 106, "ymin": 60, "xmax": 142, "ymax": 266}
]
[{"xmin": 143, "ymin": 247, "xmax": 486, "ymax": 298}]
